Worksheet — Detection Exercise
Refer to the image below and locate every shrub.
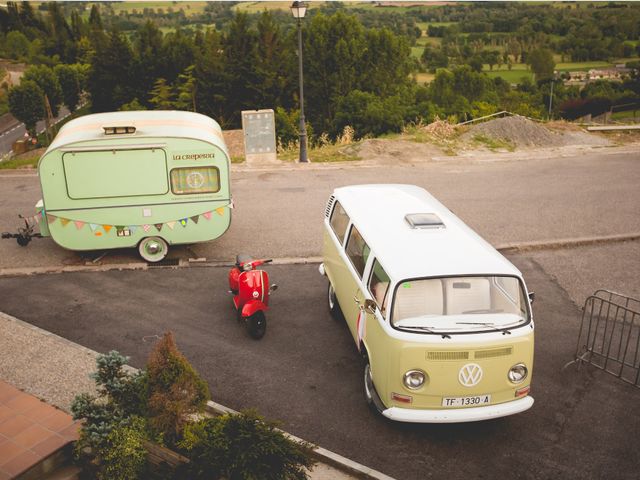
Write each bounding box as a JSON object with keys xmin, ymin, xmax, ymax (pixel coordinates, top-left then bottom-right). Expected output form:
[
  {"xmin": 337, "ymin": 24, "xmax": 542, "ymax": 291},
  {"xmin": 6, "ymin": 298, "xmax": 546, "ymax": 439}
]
[
  {"xmin": 179, "ymin": 410, "xmax": 316, "ymax": 480},
  {"xmin": 99, "ymin": 416, "xmax": 148, "ymax": 480},
  {"xmin": 146, "ymin": 332, "xmax": 210, "ymax": 445}
]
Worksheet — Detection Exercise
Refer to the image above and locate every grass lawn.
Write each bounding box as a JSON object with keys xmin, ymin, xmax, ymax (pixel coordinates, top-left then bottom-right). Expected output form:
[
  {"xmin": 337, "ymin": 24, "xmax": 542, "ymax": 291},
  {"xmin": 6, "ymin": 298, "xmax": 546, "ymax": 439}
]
[
  {"xmin": 278, "ymin": 142, "xmax": 359, "ymax": 163},
  {"xmin": 485, "ymin": 69, "xmax": 534, "ymax": 84}
]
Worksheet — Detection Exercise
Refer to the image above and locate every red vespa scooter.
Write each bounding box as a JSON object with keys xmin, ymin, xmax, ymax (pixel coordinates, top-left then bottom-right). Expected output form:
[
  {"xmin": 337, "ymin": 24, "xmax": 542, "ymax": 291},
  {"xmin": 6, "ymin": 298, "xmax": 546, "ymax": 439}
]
[{"xmin": 228, "ymin": 255, "xmax": 277, "ymax": 339}]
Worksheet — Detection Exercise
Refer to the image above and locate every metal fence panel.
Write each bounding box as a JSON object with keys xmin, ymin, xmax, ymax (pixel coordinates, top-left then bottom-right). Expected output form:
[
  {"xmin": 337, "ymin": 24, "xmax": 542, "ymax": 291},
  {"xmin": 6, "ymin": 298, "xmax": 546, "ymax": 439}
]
[{"xmin": 574, "ymin": 290, "xmax": 640, "ymax": 387}]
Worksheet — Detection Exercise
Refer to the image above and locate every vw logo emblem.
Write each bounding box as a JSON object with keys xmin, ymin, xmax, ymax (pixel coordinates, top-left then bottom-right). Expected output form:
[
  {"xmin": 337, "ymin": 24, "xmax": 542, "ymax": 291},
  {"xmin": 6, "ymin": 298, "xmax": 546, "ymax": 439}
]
[{"xmin": 459, "ymin": 363, "xmax": 483, "ymax": 387}]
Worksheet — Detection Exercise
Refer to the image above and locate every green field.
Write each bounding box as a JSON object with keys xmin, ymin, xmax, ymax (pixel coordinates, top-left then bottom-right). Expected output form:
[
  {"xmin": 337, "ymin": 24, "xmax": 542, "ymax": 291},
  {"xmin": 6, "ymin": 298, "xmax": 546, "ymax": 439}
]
[
  {"xmin": 485, "ymin": 69, "xmax": 534, "ymax": 84},
  {"xmin": 105, "ymin": 2, "xmax": 210, "ymax": 15}
]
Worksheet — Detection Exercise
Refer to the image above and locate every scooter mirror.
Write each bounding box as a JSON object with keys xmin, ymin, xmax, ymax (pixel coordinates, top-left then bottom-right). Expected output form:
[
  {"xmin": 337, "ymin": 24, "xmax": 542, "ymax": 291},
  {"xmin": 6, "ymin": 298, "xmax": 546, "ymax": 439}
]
[{"xmin": 270, "ymin": 284, "xmax": 278, "ymax": 293}]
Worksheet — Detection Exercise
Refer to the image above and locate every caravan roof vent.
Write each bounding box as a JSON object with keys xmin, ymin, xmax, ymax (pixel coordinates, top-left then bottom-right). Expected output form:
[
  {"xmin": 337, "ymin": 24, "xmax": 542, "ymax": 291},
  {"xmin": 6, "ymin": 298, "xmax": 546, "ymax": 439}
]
[
  {"xmin": 405, "ymin": 213, "xmax": 445, "ymax": 229},
  {"xmin": 103, "ymin": 126, "xmax": 136, "ymax": 135}
]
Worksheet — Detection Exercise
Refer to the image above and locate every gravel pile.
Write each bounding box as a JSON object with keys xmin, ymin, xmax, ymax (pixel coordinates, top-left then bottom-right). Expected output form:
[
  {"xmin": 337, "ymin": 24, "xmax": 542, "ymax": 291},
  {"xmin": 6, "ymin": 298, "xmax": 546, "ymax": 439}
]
[{"xmin": 464, "ymin": 115, "xmax": 565, "ymax": 147}]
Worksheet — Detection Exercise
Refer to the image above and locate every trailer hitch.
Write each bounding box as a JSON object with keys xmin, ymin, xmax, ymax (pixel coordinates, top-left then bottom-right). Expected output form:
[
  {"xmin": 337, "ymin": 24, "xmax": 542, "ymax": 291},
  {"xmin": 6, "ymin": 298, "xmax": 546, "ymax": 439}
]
[{"xmin": 1, "ymin": 215, "xmax": 42, "ymax": 247}]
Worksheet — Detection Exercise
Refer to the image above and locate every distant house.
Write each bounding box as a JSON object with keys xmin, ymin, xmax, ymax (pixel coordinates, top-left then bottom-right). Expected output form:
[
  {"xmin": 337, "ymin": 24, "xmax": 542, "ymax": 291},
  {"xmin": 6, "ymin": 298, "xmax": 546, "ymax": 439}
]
[{"xmin": 564, "ymin": 66, "xmax": 632, "ymax": 85}]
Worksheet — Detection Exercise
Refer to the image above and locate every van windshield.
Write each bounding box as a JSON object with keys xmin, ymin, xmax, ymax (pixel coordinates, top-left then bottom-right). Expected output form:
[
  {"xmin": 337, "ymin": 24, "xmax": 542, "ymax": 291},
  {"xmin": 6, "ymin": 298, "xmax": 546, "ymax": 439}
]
[{"xmin": 391, "ymin": 276, "xmax": 530, "ymax": 334}]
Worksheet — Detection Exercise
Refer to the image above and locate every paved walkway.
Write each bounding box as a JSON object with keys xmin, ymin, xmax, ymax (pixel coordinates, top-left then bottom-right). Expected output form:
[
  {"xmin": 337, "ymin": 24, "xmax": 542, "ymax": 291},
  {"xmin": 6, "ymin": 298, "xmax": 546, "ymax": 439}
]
[{"xmin": 0, "ymin": 380, "xmax": 79, "ymax": 479}]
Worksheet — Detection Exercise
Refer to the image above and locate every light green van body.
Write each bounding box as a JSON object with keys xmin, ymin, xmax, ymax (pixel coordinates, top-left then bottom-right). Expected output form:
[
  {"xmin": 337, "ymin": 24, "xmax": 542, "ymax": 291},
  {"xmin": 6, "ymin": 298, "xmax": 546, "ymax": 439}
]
[
  {"xmin": 36, "ymin": 111, "xmax": 231, "ymax": 253},
  {"xmin": 322, "ymin": 185, "xmax": 534, "ymax": 423}
]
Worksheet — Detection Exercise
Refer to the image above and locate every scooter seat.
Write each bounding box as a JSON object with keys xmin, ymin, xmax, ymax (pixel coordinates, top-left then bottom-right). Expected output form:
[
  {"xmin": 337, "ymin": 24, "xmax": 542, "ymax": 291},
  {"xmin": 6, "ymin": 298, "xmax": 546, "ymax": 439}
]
[{"xmin": 235, "ymin": 254, "xmax": 253, "ymax": 267}]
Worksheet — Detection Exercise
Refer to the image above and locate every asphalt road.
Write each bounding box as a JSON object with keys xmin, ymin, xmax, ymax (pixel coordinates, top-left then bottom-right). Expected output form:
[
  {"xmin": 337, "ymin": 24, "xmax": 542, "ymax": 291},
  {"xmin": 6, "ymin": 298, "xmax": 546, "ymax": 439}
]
[
  {"xmin": 2, "ymin": 147, "xmax": 639, "ymax": 305},
  {"xmin": 0, "ymin": 258, "xmax": 638, "ymax": 479},
  {"xmin": 0, "ymin": 107, "xmax": 71, "ymax": 156}
]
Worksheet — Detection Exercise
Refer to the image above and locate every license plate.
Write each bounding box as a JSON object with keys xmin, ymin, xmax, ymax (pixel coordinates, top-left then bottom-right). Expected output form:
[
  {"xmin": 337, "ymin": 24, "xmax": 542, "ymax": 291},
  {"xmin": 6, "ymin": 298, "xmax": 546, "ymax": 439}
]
[{"xmin": 442, "ymin": 394, "xmax": 491, "ymax": 407}]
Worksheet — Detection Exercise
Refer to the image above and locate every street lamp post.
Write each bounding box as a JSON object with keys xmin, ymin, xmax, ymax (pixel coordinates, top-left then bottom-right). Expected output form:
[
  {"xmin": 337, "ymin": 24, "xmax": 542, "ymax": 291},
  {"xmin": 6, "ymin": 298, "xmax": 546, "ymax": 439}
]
[{"xmin": 290, "ymin": 1, "xmax": 308, "ymax": 163}]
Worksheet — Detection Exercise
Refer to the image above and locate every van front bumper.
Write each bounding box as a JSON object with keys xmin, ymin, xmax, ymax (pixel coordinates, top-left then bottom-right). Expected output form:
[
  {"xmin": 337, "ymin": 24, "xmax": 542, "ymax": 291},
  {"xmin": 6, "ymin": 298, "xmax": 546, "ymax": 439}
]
[{"xmin": 381, "ymin": 396, "xmax": 534, "ymax": 423}]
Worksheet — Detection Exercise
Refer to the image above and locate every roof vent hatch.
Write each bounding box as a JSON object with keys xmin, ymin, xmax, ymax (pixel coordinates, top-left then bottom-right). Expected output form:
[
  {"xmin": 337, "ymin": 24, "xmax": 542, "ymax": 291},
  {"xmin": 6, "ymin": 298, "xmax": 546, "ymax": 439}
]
[{"xmin": 405, "ymin": 213, "xmax": 445, "ymax": 229}]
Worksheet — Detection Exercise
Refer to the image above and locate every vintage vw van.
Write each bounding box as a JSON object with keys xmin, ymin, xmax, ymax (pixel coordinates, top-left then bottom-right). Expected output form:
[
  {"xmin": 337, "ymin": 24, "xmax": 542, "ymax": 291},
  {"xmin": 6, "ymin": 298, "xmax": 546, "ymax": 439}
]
[
  {"xmin": 320, "ymin": 185, "xmax": 534, "ymax": 423},
  {"xmin": 34, "ymin": 110, "xmax": 231, "ymax": 262}
]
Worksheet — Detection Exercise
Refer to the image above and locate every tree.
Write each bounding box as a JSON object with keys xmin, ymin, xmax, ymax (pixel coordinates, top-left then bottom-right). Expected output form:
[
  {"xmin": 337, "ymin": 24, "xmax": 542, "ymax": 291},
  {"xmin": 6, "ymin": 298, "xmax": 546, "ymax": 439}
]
[
  {"xmin": 174, "ymin": 65, "xmax": 197, "ymax": 111},
  {"xmin": 5, "ymin": 31, "xmax": 30, "ymax": 59},
  {"xmin": 22, "ymin": 65, "xmax": 63, "ymax": 117},
  {"xmin": 54, "ymin": 64, "xmax": 81, "ymax": 112},
  {"xmin": 88, "ymin": 29, "xmax": 134, "ymax": 112},
  {"xmin": 527, "ymin": 48, "xmax": 555, "ymax": 82},
  {"xmin": 146, "ymin": 332, "xmax": 209, "ymax": 445},
  {"xmin": 149, "ymin": 78, "xmax": 174, "ymax": 109},
  {"xmin": 8, "ymin": 80, "xmax": 44, "ymax": 135},
  {"xmin": 193, "ymin": 28, "xmax": 228, "ymax": 125}
]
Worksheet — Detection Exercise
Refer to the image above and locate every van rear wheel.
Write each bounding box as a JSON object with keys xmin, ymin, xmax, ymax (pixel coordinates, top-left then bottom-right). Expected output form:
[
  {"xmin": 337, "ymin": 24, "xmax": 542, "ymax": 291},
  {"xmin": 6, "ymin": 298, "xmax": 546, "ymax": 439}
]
[
  {"xmin": 328, "ymin": 283, "xmax": 343, "ymax": 320},
  {"xmin": 138, "ymin": 236, "xmax": 168, "ymax": 262}
]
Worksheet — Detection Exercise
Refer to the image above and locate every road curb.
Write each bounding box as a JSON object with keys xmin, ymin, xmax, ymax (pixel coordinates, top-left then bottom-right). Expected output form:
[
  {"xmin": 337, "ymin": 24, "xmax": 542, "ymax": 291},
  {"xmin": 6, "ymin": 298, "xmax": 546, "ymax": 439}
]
[
  {"xmin": 204, "ymin": 401, "xmax": 395, "ymax": 480},
  {"xmin": 2, "ymin": 234, "xmax": 639, "ymax": 278}
]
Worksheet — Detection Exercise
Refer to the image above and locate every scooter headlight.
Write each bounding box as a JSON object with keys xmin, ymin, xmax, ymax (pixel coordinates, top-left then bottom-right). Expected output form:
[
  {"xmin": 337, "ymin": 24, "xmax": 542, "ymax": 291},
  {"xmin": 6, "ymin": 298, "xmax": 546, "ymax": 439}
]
[
  {"xmin": 508, "ymin": 363, "xmax": 528, "ymax": 384},
  {"xmin": 403, "ymin": 370, "xmax": 426, "ymax": 390}
]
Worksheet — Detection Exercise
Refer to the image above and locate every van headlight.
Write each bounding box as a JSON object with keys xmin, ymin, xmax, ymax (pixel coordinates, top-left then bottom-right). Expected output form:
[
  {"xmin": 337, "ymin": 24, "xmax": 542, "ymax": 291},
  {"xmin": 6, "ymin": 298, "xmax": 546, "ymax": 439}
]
[
  {"xmin": 403, "ymin": 370, "xmax": 426, "ymax": 390},
  {"xmin": 508, "ymin": 363, "xmax": 528, "ymax": 383}
]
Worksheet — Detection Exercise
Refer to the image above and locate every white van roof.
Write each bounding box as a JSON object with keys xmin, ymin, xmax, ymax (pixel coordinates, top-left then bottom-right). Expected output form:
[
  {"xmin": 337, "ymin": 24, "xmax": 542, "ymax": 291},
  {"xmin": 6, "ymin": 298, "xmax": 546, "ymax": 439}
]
[
  {"xmin": 45, "ymin": 110, "xmax": 227, "ymax": 154},
  {"xmin": 331, "ymin": 184, "xmax": 522, "ymax": 281}
]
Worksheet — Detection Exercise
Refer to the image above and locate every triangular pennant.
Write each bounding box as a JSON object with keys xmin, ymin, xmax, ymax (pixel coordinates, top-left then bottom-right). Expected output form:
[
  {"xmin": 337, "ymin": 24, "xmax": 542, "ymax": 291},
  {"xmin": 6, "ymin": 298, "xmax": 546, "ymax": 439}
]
[
  {"xmin": 60, "ymin": 218, "xmax": 71, "ymax": 227},
  {"xmin": 166, "ymin": 221, "xmax": 176, "ymax": 230},
  {"xmin": 47, "ymin": 214, "xmax": 57, "ymax": 224},
  {"xmin": 215, "ymin": 207, "xmax": 225, "ymax": 216},
  {"xmin": 74, "ymin": 220, "xmax": 85, "ymax": 230},
  {"xmin": 180, "ymin": 218, "xmax": 188, "ymax": 227},
  {"xmin": 129, "ymin": 225, "xmax": 138, "ymax": 234},
  {"xmin": 143, "ymin": 224, "xmax": 151, "ymax": 232},
  {"xmin": 190, "ymin": 215, "xmax": 199, "ymax": 224},
  {"xmin": 40, "ymin": 210, "xmax": 46, "ymax": 218},
  {"xmin": 155, "ymin": 223, "xmax": 163, "ymax": 232},
  {"xmin": 203, "ymin": 211, "xmax": 212, "ymax": 220},
  {"xmin": 89, "ymin": 223, "xmax": 98, "ymax": 232},
  {"xmin": 228, "ymin": 201, "xmax": 234, "ymax": 209},
  {"xmin": 103, "ymin": 225, "xmax": 112, "ymax": 233}
]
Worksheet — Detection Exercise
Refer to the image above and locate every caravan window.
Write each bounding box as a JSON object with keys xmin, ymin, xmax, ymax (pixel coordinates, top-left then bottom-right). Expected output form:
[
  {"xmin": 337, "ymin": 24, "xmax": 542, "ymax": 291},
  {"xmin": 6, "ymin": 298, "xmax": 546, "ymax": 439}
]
[{"xmin": 170, "ymin": 167, "xmax": 220, "ymax": 195}]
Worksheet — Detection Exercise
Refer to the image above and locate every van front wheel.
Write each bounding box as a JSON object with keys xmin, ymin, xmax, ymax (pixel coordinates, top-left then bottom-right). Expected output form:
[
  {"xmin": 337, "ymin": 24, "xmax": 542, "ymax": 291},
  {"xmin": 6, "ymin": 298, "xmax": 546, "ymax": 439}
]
[
  {"xmin": 364, "ymin": 353, "xmax": 384, "ymax": 416},
  {"xmin": 138, "ymin": 236, "xmax": 168, "ymax": 262}
]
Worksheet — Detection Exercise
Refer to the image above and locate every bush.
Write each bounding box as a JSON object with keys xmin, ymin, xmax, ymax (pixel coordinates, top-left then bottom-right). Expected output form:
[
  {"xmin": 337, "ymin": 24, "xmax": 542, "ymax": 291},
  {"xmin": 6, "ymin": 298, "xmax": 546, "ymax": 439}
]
[
  {"xmin": 146, "ymin": 332, "xmax": 210, "ymax": 445},
  {"xmin": 179, "ymin": 410, "xmax": 316, "ymax": 480},
  {"xmin": 99, "ymin": 417, "xmax": 148, "ymax": 480}
]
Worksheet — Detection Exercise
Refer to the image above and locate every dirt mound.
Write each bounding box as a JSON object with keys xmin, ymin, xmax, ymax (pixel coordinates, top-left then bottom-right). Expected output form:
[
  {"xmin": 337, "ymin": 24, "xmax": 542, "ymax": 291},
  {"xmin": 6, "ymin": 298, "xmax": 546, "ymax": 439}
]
[
  {"xmin": 462, "ymin": 115, "xmax": 611, "ymax": 148},
  {"xmin": 463, "ymin": 115, "xmax": 564, "ymax": 147}
]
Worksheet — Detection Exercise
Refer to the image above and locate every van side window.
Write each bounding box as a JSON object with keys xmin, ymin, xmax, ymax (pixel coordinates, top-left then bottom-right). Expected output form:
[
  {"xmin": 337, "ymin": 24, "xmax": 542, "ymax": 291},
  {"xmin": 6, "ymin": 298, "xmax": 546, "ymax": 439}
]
[
  {"xmin": 330, "ymin": 201, "xmax": 350, "ymax": 244},
  {"xmin": 345, "ymin": 225, "xmax": 370, "ymax": 278},
  {"xmin": 368, "ymin": 259, "xmax": 390, "ymax": 317}
]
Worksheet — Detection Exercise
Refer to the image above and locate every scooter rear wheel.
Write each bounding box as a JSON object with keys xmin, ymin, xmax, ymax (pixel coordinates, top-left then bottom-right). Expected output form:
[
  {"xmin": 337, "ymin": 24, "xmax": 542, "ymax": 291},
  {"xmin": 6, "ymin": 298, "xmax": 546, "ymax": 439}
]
[{"xmin": 247, "ymin": 311, "xmax": 267, "ymax": 339}]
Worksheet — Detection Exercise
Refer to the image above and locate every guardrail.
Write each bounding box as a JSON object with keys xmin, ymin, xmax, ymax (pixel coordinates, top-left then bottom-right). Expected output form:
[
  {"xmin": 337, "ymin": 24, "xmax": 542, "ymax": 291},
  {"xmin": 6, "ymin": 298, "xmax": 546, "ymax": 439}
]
[{"xmin": 570, "ymin": 290, "xmax": 640, "ymax": 387}]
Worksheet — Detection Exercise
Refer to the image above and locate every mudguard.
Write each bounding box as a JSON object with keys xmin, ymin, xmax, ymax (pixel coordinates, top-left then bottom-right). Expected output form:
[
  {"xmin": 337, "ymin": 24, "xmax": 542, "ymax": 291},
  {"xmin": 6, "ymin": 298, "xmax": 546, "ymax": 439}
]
[{"xmin": 241, "ymin": 300, "xmax": 267, "ymax": 319}]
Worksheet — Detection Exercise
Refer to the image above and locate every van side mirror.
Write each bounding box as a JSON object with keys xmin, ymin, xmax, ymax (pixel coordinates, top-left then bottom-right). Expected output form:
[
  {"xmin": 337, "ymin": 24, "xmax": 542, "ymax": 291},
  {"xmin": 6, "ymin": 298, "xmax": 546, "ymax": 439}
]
[
  {"xmin": 364, "ymin": 299, "xmax": 377, "ymax": 315},
  {"xmin": 528, "ymin": 292, "xmax": 535, "ymax": 303}
]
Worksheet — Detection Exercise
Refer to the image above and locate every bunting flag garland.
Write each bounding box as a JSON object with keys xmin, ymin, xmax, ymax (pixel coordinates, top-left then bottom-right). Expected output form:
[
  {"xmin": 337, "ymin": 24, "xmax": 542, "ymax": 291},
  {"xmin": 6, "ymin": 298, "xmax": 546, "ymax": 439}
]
[{"xmin": 37, "ymin": 203, "xmax": 232, "ymax": 238}]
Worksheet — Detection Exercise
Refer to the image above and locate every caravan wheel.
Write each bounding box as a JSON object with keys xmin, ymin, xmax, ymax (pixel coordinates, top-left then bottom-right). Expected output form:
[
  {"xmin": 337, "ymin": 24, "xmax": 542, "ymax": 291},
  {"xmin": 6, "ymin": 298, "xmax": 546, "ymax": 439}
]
[{"xmin": 138, "ymin": 236, "xmax": 168, "ymax": 262}]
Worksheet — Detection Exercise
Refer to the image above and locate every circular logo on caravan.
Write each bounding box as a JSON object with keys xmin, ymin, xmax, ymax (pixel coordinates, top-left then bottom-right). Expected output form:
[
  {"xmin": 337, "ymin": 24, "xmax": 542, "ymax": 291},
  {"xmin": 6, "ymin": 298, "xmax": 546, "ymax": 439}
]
[
  {"xmin": 458, "ymin": 363, "xmax": 483, "ymax": 387},
  {"xmin": 186, "ymin": 171, "xmax": 205, "ymax": 189}
]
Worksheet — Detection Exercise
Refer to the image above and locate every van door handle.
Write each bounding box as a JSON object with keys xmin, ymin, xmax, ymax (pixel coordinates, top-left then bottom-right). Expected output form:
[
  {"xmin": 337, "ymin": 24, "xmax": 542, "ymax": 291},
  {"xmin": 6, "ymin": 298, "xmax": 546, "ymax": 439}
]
[{"xmin": 353, "ymin": 296, "xmax": 360, "ymax": 305}]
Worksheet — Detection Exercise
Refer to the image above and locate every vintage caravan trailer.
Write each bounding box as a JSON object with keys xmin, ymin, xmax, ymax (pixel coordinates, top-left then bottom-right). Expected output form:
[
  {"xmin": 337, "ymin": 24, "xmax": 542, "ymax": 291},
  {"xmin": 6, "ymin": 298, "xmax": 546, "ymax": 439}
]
[
  {"xmin": 320, "ymin": 184, "xmax": 534, "ymax": 423},
  {"xmin": 33, "ymin": 110, "xmax": 231, "ymax": 262}
]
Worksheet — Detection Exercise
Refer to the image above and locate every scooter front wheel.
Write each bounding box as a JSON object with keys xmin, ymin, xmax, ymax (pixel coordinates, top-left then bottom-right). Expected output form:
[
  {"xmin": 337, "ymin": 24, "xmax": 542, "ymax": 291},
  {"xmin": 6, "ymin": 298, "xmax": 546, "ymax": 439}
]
[{"xmin": 247, "ymin": 311, "xmax": 267, "ymax": 340}]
